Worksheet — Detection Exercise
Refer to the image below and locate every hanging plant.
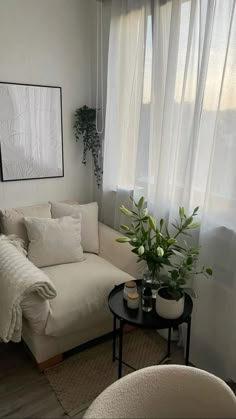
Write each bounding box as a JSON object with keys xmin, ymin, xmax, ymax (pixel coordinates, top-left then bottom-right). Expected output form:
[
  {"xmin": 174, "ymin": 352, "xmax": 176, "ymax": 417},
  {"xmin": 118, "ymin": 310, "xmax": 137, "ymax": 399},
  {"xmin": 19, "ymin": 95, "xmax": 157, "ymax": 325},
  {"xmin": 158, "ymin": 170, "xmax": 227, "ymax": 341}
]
[{"xmin": 74, "ymin": 105, "xmax": 103, "ymax": 188}]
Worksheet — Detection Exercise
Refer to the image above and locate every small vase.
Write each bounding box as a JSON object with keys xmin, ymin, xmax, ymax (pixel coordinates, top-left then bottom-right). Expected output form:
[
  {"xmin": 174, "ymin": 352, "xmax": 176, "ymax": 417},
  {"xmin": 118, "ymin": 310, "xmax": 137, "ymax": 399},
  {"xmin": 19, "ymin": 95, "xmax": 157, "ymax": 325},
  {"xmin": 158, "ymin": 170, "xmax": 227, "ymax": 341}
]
[
  {"xmin": 156, "ymin": 287, "xmax": 185, "ymax": 319},
  {"xmin": 142, "ymin": 270, "xmax": 160, "ymax": 299}
]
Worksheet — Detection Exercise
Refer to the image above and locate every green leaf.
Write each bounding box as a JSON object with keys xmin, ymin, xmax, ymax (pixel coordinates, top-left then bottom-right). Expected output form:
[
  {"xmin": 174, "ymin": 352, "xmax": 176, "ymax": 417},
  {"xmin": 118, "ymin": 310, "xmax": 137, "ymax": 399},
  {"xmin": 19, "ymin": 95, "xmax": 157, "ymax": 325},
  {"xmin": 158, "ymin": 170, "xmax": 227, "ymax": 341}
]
[
  {"xmin": 160, "ymin": 218, "xmax": 164, "ymax": 230},
  {"xmin": 130, "ymin": 240, "xmax": 140, "ymax": 246},
  {"xmin": 177, "ymin": 277, "xmax": 186, "ymax": 285},
  {"xmin": 179, "ymin": 267, "xmax": 187, "ymax": 277},
  {"xmin": 171, "ymin": 270, "xmax": 179, "ymax": 280},
  {"xmin": 137, "ymin": 196, "xmax": 145, "ymax": 209},
  {"xmin": 187, "ymin": 222, "xmax": 200, "ymax": 229},
  {"xmin": 193, "ymin": 206, "xmax": 199, "ymax": 215},
  {"xmin": 125, "ymin": 232, "xmax": 135, "ymax": 237},
  {"xmin": 206, "ymin": 268, "xmax": 213, "ymax": 276},
  {"xmin": 159, "ymin": 274, "xmax": 170, "ymax": 282},
  {"xmin": 179, "ymin": 207, "xmax": 185, "ymax": 219},
  {"xmin": 120, "ymin": 206, "xmax": 133, "ymax": 216},
  {"xmin": 131, "ymin": 248, "xmax": 139, "ymax": 254},
  {"xmin": 165, "ymin": 226, "xmax": 170, "ymax": 238},
  {"xmin": 172, "ymin": 223, "xmax": 179, "ymax": 230},
  {"xmin": 120, "ymin": 224, "xmax": 131, "ymax": 232},
  {"xmin": 183, "ymin": 216, "xmax": 193, "ymax": 229},
  {"xmin": 116, "ymin": 237, "xmax": 131, "ymax": 243},
  {"xmin": 189, "ymin": 246, "xmax": 200, "ymax": 255},
  {"xmin": 186, "ymin": 256, "xmax": 193, "ymax": 265},
  {"xmin": 148, "ymin": 215, "xmax": 157, "ymax": 231},
  {"xmin": 167, "ymin": 238, "xmax": 177, "ymax": 245},
  {"xmin": 129, "ymin": 195, "xmax": 138, "ymax": 207}
]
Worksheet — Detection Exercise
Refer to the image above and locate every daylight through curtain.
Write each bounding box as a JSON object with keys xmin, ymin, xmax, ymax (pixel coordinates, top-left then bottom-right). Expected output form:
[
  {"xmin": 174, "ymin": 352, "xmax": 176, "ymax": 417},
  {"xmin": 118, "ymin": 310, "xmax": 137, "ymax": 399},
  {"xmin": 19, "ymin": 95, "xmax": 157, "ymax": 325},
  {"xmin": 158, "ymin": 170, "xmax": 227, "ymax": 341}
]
[{"xmin": 102, "ymin": 0, "xmax": 236, "ymax": 380}]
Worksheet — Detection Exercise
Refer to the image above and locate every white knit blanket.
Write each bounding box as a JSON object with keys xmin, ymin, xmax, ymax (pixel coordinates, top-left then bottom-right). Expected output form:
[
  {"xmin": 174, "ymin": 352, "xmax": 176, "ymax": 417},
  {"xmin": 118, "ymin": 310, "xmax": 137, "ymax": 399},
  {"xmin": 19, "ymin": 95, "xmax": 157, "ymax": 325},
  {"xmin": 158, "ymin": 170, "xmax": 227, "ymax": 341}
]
[{"xmin": 0, "ymin": 237, "xmax": 57, "ymax": 342}]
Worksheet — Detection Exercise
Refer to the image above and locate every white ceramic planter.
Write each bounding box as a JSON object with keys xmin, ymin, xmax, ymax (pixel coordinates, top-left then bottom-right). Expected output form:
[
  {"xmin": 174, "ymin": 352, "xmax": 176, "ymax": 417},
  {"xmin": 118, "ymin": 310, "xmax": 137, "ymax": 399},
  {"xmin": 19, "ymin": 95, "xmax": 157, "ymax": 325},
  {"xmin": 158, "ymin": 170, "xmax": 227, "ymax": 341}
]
[{"xmin": 156, "ymin": 287, "xmax": 185, "ymax": 319}]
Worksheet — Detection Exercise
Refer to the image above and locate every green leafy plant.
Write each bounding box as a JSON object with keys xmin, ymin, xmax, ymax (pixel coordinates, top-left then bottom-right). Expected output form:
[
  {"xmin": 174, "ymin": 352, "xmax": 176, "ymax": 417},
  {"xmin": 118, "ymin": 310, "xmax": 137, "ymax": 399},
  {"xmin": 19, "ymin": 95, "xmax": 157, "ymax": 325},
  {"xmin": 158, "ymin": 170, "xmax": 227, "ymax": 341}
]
[
  {"xmin": 116, "ymin": 196, "xmax": 212, "ymax": 301},
  {"xmin": 74, "ymin": 105, "xmax": 103, "ymax": 187}
]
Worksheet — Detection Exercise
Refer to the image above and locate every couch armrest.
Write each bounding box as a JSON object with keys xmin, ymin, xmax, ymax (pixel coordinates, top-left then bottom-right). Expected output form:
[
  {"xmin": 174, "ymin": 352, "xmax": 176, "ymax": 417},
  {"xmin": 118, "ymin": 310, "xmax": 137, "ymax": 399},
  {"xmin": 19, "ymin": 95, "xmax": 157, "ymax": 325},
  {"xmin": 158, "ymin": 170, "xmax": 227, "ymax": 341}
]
[
  {"xmin": 98, "ymin": 222, "xmax": 145, "ymax": 278},
  {"xmin": 0, "ymin": 239, "xmax": 56, "ymax": 343}
]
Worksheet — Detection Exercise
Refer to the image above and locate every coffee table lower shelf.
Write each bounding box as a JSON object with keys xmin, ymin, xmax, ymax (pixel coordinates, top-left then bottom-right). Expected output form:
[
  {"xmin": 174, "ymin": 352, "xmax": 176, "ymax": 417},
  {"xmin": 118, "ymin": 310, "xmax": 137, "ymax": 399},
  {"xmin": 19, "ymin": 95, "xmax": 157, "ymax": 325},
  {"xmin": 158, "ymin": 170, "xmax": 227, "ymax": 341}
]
[{"xmin": 112, "ymin": 316, "xmax": 191, "ymax": 379}]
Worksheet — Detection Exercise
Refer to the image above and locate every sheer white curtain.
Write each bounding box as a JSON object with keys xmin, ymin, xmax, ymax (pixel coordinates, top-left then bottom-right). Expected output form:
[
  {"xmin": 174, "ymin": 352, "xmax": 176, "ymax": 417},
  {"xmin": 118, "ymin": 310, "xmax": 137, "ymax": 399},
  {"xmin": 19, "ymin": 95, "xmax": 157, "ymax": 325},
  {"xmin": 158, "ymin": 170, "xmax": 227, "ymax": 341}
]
[
  {"xmin": 149, "ymin": 0, "xmax": 236, "ymax": 381},
  {"xmin": 101, "ymin": 0, "xmax": 151, "ymax": 230},
  {"xmin": 102, "ymin": 0, "xmax": 236, "ymax": 380}
]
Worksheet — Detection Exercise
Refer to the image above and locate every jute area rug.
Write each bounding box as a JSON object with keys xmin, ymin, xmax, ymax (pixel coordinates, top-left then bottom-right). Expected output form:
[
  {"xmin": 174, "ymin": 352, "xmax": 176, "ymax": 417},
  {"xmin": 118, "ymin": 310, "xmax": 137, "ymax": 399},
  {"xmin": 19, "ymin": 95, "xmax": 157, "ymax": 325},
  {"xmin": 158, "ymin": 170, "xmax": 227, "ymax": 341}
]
[{"xmin": 44, "ymin": 329, "xmax": 184, "ymax": 417}]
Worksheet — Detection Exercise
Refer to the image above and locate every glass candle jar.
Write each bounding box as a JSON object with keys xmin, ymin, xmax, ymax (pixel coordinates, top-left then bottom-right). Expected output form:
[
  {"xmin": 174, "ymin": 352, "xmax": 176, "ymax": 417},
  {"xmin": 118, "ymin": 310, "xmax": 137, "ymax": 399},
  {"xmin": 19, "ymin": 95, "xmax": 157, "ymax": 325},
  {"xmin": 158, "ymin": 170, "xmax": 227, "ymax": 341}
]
[
  {"xmin": 127, "ymin": 292, "xmax": 139, "ymax": 309},
  {"xmin": 142, "ymin": 286, "xmax": 152, "ymax": 312},
  {"xmin": 123, "ymin": 281, "xmax": 137, "ymax": 301}
]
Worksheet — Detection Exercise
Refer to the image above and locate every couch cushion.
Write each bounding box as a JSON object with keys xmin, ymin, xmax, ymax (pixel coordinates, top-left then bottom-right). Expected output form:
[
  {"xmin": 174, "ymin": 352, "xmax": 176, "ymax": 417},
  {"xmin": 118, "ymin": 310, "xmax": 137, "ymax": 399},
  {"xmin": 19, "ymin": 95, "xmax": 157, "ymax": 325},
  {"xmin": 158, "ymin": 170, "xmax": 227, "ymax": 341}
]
[
  {"xmin": 50, "ymin": 201, "xmax": 99, "ymax": 254},
  {"xmin": 24, "ymin": 215, "xmax": 84, "ymax": 268},
  {"xmin": 59, "ymin": 200, "xmax": 79, "ymax": 205},
  {"xmin": 0, "ymin": 204, "xmax": 51, "ymax": 245},
  {"xmin": 43, "ymin": 254, "xmax": 134, "ymax": 337}
]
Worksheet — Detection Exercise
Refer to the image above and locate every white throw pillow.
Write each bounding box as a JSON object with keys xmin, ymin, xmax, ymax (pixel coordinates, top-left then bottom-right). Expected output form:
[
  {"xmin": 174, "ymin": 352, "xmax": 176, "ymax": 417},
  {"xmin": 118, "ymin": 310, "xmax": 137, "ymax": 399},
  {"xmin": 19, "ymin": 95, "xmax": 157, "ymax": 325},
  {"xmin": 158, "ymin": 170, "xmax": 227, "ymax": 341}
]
[
  {"xmin": 24, "ymin": 216, "xmax": 84, "ymax": 268},
  {"xmin": 50, "ymin": 201, "xmax": 99, "ymax": 254},
  {"xmin": 0, "ymin": 203, "xmax": 51, "ymax": 245}
]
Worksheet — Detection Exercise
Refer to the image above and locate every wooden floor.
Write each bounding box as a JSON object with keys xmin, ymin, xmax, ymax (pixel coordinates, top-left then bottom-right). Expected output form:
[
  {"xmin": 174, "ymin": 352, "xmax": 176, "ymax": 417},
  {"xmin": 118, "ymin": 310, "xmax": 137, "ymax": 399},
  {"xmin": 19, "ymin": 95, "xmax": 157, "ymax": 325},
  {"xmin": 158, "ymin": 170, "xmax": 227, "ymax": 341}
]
[
  {"xmin": 0, "ymin": 341, "xmax": 89, "ymax": 419},
  {"xmin": 1, "ymin": 340, "xmax": 235, "ymax": 419}
]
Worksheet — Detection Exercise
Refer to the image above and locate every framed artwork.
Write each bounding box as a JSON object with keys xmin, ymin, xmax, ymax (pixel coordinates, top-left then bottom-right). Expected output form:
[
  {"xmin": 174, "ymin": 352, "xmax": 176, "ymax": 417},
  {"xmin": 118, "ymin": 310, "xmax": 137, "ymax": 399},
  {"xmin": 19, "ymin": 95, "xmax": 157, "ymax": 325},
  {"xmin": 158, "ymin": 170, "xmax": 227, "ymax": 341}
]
[{"xmin": 0, "ymin": 81, "xmax": 64, "ymax": 181}]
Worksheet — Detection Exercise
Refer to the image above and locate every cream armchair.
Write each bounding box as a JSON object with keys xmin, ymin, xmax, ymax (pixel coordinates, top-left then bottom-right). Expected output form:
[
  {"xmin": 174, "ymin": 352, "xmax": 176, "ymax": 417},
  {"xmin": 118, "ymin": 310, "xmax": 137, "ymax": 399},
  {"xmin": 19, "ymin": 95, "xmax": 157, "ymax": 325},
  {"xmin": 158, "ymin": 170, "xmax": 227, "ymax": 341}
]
[
  {"xmin": 84, "ymin": 365, "xmax": 236, "ymax": 419},
  {"xmin": 0, "ymin": 202, "xmax": 139, "ymax": 369}
]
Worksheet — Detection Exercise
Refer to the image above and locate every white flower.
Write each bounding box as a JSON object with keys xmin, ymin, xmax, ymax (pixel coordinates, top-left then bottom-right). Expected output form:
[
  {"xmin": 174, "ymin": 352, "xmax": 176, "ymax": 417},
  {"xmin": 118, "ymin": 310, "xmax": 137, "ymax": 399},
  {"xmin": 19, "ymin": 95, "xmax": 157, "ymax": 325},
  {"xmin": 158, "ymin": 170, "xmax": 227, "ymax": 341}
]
[
  {"xmin": 143, "ymin": 208, "xmax": 148, "ymax": 216},
  {"xmin": 138, "ymin": 245, "xmax": 145, "ymax": 255},
  {"xmin": 157, "ymin": 246, "xmax": 164, "ymax": 257}
]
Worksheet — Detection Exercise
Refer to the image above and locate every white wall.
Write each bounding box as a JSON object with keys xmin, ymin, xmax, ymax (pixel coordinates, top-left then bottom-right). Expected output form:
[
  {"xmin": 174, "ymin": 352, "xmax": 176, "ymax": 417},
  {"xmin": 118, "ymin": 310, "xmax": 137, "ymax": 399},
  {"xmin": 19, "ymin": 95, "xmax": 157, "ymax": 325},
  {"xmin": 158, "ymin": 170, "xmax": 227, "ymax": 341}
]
[{"xmin": 0, "ymin": 0, "xmax": 96, "ymax": 208}]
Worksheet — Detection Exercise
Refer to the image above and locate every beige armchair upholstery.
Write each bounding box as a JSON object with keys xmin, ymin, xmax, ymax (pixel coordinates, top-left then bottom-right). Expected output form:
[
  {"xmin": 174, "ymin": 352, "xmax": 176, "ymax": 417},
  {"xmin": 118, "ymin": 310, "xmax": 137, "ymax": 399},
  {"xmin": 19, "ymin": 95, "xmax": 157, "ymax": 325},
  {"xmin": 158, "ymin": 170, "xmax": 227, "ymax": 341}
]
[
  {"xmin": 0, "ymin": 202, "xmax": 140, "ymax": 367},
  {"xmin": 84, "ymin": 365, "xmax": 236, "ymax": 419},
  {"xmin": 99, "ymin": 222, "xmax": 144, "ymax": 277}
]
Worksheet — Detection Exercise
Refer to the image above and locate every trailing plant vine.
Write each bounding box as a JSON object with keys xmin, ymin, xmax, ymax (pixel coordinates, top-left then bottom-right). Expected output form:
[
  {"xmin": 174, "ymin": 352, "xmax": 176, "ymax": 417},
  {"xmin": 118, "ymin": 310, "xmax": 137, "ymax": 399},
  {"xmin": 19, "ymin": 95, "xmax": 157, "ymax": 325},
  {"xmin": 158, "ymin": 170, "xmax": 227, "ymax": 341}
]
[{"xmin": 74, "ymin": 106, "xmax": 103, "ymax": 187}]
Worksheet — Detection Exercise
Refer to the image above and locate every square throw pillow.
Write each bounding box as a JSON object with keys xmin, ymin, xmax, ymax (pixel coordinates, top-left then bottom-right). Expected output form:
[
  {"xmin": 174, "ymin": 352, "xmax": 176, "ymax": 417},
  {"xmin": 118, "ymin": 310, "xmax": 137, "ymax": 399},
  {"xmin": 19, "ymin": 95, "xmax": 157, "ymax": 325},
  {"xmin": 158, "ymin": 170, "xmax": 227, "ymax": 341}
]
[
  {"xmin": 0, "ymin": 204, "xmax": 51, "ymax": 246},
  {"xmin": 50, "ymin": 201, "xmax": 99, "ymax": 254},
  {"xmin": 24, "ymin": 216, "xmax": 84, "ymax": 268}
]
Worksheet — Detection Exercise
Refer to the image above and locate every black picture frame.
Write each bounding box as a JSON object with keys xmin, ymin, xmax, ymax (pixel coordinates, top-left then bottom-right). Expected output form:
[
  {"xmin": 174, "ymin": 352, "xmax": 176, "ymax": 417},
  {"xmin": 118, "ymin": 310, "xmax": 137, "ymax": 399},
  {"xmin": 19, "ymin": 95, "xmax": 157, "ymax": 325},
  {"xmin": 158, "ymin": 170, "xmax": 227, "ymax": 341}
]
[{"xmin": 0, "ymin": 81, "xmax": 64, "ymax": 182}]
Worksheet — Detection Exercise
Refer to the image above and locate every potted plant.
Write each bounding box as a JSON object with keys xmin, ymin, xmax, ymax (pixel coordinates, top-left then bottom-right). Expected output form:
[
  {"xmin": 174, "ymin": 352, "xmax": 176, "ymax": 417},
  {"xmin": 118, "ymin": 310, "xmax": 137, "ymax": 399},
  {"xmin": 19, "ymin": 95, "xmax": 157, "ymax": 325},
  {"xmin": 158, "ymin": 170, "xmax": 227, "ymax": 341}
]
[
  {"xmin": 74, "ymin": 105, "xmax": 103, "ymax": 188},
  {"xmin": 116, "ymin": 196, "xmax": 212, "ymax": 319},
  {"xmin": 155, "ymin": 244, "xmax": 207, "ymax": 319}
]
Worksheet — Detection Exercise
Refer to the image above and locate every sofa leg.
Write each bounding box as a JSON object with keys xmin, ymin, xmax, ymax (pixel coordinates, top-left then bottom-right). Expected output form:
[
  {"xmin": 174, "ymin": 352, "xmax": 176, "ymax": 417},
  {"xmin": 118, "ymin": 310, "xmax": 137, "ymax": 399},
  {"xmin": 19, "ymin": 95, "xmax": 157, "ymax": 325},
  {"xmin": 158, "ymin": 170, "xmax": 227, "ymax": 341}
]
[{"xmin": 38, "ymin": 354, "xmax": 63, "ymax": 371}]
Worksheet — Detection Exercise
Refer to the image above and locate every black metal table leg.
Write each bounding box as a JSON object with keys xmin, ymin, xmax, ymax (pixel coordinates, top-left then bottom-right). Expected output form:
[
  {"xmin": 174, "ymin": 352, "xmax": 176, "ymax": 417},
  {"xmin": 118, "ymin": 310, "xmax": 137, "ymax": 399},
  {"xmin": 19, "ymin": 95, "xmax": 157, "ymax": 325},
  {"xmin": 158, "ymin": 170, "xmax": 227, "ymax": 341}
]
[
  {"xmin": 167, "ymin": 327, "xmax": 171, "ymax": 357},
  {"xmin": 118, "ymin": 319, "xmax": 124, "ymax": 379},
  {"xmin": 112, "ymin": 315, "xmax": 116, "ymax": 362},
  {"xmin": 185, "ymin": 317, "xmax": 191, "ymax": 365}
]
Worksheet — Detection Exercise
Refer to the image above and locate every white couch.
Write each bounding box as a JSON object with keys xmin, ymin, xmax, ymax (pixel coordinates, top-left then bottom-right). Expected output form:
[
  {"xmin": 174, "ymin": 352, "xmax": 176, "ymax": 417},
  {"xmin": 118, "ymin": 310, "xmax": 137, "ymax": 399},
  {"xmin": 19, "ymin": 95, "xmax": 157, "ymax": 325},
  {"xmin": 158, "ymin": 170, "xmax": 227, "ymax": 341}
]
[{"xmin": 0, "ymin": 202, "xmax": 140, "ymax": 368}]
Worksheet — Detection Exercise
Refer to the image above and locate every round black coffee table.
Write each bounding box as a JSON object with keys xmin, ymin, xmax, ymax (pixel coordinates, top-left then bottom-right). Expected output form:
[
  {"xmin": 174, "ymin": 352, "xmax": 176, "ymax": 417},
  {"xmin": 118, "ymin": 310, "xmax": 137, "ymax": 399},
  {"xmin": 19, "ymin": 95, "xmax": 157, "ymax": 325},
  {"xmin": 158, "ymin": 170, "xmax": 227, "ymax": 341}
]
[{"xmin": 108, "ymin": 280, "xmax": 193, "ymax": 378}]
